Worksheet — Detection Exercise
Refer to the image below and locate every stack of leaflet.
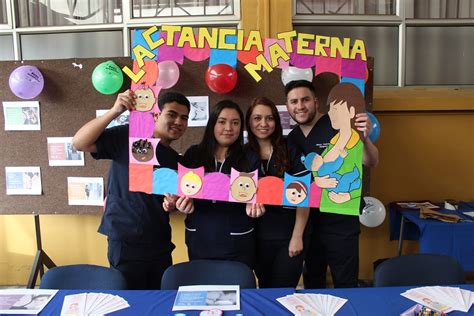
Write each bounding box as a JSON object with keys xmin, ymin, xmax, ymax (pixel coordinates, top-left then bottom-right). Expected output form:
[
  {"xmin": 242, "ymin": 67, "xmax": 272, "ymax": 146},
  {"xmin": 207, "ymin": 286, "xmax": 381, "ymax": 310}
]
[
  {"xmin": 0, "ymin": 289, "xmax": 57, "ymax": 315},
  {"xmin": 60, "ymin": 293, "xmax": 129, "ymax": 316},
  {"xmin": 277, "ymin": 293, "xmax": 347, "ymax": 315},
  {"xmin": 401, "ymin": 286, "xmax": 474, "ymax": 313}
]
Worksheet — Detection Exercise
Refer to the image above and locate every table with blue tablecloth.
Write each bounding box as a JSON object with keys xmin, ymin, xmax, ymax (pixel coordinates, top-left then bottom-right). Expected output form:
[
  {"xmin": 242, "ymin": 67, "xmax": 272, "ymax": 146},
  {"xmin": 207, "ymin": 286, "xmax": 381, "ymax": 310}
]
[
  {"xmin": 38, "ymin": 285, "xmax": 474, "ymax": 316},
  {"xmin": 389, "ymin": 202, "xmax": 474, "ymax": 271}
]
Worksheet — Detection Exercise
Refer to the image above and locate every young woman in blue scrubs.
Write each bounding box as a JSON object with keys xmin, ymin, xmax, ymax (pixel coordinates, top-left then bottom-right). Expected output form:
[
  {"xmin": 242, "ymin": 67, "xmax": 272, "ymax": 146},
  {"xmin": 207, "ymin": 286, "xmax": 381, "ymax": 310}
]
[
  {"xmin": 176, "ymin": 100, "xmax": 263, "ymax": 269},
  {"xmin": 245, "ymin": 97, "xmax": 310, "ymax": 288}
]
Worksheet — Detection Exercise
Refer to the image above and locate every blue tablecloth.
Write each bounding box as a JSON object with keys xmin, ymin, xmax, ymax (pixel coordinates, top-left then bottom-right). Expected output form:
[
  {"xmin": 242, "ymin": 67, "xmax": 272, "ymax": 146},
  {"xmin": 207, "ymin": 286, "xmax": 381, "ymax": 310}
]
[
  {"xmin": 390, "ymin": 202, "xmax": 474, "ymax": 240},
  {"xmin": 389, "ymin": 202, "xmax": 474, "ymax": 271},
  {"xmin": 39, "ymin": 285, "xmax": 474, "ymax": 316}
]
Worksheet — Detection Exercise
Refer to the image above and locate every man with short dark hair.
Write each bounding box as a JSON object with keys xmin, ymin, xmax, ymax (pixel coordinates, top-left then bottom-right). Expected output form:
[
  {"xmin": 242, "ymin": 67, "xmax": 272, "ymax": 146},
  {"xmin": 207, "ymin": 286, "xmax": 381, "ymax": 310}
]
[
  {"xmin": 73, "ymin": 89, "xmax": 190, "ymax": 289},
  {"xmin": 285, "ymin": 80, "xmax": 378, "ymax": 288}
]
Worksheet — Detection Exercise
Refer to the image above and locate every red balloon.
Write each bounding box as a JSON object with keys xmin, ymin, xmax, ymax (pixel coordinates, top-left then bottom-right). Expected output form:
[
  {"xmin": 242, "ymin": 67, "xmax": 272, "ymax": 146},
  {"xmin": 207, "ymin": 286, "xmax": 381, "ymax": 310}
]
[{"xmin": 205, "ymin": 64, "xmax": 238, "ymax": 94}]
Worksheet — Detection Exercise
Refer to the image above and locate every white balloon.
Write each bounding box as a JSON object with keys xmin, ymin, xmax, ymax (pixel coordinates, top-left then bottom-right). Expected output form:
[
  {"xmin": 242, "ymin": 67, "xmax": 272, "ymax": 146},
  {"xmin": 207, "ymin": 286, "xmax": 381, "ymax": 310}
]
[
  {"xmin": 281, "ymin": 66, "xmax": 313, "ymax": 86},
  {"xmin": 359, "ymin": 197, "xmax": 386, "ymax": 227}
]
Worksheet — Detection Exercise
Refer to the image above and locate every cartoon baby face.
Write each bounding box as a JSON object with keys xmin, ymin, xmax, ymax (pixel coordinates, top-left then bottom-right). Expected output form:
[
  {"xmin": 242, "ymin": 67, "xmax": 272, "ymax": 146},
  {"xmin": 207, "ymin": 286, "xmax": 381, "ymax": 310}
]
[
  {"xmin": 285, "ymin": 181, "xmax": 307, "ymax": 205},
  {"xmin": 134, "ymin": 87, "xmax": 156, "ymax": 112},
  {"xmin": 180, "ymin": 171, "xmax": 202, "ymax": 196},
  {"xmin": 131, "ymin": 139, "xmax": 154, "ymax": 162},
  {"xmin": 230, "ymin": 172, "xmax": 257, "ymax": 202}
]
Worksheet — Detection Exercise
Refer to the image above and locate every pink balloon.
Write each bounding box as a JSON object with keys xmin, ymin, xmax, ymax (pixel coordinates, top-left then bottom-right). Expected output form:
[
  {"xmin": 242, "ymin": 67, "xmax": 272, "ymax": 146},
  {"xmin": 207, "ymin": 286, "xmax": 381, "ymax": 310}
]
[
  {"xmin": 156, "ymin": 61, "xmax": 180, "ymax": 89},
  {"xmin": 9, "ymin": 65, "xmax": 44, "ymax": 99}
]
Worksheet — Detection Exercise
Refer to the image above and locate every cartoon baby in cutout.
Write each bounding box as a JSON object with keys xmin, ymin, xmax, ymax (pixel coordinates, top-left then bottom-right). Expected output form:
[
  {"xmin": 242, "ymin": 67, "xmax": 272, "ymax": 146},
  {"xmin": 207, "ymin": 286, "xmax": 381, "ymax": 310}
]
[
  {"xmin": 180, "ymin": 171, "xmax": 203, "ymax": 196},
  {"xmin": 134, "ymin": 86, "xmax": 156, "ymax": 112},
  {"xmin": 230, "ymin": 172, "xmax": 257, "ymax": 202},
  {"xmin": 285, "ymin": 181, "xmax": 308, "ymax": 205},
  {"xmin": 131, "ymin": 139, "xmax": 154, "ymax": 162}
]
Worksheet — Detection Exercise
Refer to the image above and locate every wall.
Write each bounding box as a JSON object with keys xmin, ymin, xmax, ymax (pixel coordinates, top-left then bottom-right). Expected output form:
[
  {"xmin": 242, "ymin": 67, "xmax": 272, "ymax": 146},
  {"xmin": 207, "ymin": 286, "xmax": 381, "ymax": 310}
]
[{"xmin": 359, "ymin": 87, "xmax": 474, "ymax": 280}]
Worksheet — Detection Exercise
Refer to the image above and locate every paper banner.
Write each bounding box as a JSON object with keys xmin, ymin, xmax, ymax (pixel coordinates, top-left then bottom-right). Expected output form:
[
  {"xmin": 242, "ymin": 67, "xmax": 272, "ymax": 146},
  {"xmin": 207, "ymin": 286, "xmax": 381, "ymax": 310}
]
[
  {"xmin": 177, "ymin": 164, "xmax": 205, "ymax": 198},
  {"xmin": 290, "ymin": 40, "xmax": 316, "ymax": 69},
  {"xmin": 131, "ymin": 29, "xmax": 159, "ymax": 60},
  {"xmin": 202, "ymin": 172, "xmax": 230, "ymax": 201},
  {"xmin": 341, "ymin": 77, "xmax": 365, "ymax": 95},
  {"xmin": 184, "ymin": 35, "xmax": 210, "ymax": 62},
  {"xmin": 131, "ymin": 60, "xmax": 158, "ymax": 89},
  {"xmin": 129, "ymin": 164, "xmax": 153, "ymax": 193},
  {"xmin": 264, "ymin": 39, "xmax": 289, "ymax": 70},
  {"xmin": 308, "ymin": 182, "xmax": 322, "ymax": 208},
  {"xmin": 256, "ymin": 176, "xmax": 284, "ymax": 205},
  {"xmin": 228, "ymin": 168, "xmax": 258, "ymax": 203},
  {"xmin": 129, "ymin": 137, "xmax": 160, "ymax": 165},
  {"xmin": 237, "ymin": 37, "xmax": 263, "ymax": 64},
  {"xmin": 129, "ymin": 111, "xmax": 155, "ymax": 138},
  {"xmin": 157, "ymin": 31, "xmax": 185, "ymax": 64},
  {"xmin": 153, "ymin": 167, "xmax": 178, "ymax": 195},
  {"xmin": 341, "ymin": 57, "xmax": 367, "ymax": 79},
  {"xmin": 209, "ymin": 35, "xmax": 238, "ymax": 68},
  {"xmin": 282, "ymin": 173, "xmax": 312, "ymax": 207},
  {"xmin": 315, "ymin": 48, "xmax": 342, "ymax": 77}
]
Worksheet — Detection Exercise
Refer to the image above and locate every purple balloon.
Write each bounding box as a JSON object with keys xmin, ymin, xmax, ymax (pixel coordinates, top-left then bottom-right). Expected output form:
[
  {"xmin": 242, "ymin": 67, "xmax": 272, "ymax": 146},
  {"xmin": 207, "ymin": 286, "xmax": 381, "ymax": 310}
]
[{"xmin": 9, "ymin": 65, "xmax": 44, "ymax": 99}]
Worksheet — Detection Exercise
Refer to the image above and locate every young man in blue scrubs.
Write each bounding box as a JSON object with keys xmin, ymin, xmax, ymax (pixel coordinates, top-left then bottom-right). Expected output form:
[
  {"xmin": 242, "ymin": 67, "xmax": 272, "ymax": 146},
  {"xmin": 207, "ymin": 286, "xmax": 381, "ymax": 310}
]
[
  {"xmin": 73, "ymin": 90, "xmax": 190, "ymax": 289},
  {"xmin": 285, "ymin": 80, "xmax": 378, "ymax": 288}
]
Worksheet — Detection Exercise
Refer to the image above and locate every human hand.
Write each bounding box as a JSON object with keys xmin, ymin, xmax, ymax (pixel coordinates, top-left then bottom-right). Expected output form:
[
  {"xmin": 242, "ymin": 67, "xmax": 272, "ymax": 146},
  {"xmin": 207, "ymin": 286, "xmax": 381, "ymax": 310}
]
[
  {"xmin": 328, "ymin": 191, "xmax": 351, "ymax": 203},
  {"xmin": 112, "ymin": 89, "xmax": 136, "ymax": 114},
  {"xmin": 288, "ymin": 236, "xmax": 303, "ymax": 257},
  {"xmin": 163, "ymin": 193, "xmax": 178, "ymax": 212},
  {"xmin": 355, "ymin": 112, "xmax": 372, "ymax": 142},
  {"xmin": 176, "ymin": 196, "xmax": 194, "ymax": 214},
  {"xmin": 314, "ymin": 175, "xmax": 338, "ymax": 189},
  {"xmin": 245, "ymin": 203, "xmax": 266, "ymax": 218}
]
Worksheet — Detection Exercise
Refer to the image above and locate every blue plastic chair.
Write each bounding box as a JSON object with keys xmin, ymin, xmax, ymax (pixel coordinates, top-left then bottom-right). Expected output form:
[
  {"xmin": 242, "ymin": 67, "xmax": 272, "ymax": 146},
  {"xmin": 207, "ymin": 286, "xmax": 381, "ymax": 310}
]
[
  {"xmin": 39, "ymin": 264, "xmax": 127, "ymax": 290},
  {"xmin": 161, "ymin": 259, "xmax": 256, "ymax": 290},
  {"xmin": 374, "ymin": 253, "xmax": 465, "ymax": 287}
]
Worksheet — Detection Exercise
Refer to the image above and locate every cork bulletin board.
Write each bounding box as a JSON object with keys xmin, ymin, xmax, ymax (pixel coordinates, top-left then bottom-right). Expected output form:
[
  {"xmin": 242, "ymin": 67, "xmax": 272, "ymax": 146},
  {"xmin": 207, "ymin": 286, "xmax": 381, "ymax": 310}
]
[{"xmin": 0, "ymin": 57, "xmax": 373, "ymax": 214}]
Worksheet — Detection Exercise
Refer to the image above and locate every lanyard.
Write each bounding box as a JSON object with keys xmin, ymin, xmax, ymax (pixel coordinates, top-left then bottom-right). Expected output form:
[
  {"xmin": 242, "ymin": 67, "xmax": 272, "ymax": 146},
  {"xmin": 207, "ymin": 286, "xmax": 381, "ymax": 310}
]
[
  {"xmin": 260, "ymin": 146, "xmax": 273, "ymax": 175},
  {"xmin": 214, "ymin": 157, "xmax": 226, "ymax": 173}
]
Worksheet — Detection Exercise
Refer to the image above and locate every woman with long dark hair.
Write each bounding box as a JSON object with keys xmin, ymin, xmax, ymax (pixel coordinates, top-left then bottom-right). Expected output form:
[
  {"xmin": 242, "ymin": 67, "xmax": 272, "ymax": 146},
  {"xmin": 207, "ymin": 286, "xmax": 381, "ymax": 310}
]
[
  {"xmin": 174, "ymin": 100, "xmax": 263, "ymax": 268},
  {"xmin": 245, "ymin": 96, "xmax": 310, "ymax": 288}
]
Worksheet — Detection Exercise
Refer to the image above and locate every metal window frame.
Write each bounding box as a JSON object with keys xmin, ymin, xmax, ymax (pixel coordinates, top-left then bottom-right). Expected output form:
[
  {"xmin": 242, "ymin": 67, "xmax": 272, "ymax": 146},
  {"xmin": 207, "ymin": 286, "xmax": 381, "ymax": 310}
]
[
  {"xmin": 293, "ymin": 0, "xmax": 474, "ymax": 87},
  {"xmin": 0, "ymin": 0, "xmax": 240, "ymax": 61}
]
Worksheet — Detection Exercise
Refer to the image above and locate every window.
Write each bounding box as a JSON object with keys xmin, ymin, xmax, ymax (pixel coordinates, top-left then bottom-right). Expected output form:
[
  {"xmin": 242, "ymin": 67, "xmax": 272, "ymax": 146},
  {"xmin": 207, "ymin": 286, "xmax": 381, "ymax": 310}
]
[
  {"xmin": 0, "ymin": 35, "xmax": 14, "ymax": 60},
  {"xmin": 21, "ymin": 31, "xmax": 124, "ymax": 60},
  {"xmin": 1, "ymin": 0, "xmax": 239, "ymax": 61},
  {"xmin": 132, "ymin": 0, "xmax": 234, "ymax": 18},
  {"xmin": 15, "ymin": 0, "xmax": 122, "ymax": 27},
  {"xmin": 0, "ymin": 0, "xmax": 7, "ymax": 24},
  {"xmin": 406, "ymin": 26, "xmax": 474, "ymax": 85},
  {"xmin": 294, "ymin": 0, "xmax": 474, "ymax": 86},
  {"xmin": 406, "ymin": 0, "xmax": 474, "ymax": 19},
  {"xmin": 296, "ymin": 0, "xmax": 396, "ymax": 15}
]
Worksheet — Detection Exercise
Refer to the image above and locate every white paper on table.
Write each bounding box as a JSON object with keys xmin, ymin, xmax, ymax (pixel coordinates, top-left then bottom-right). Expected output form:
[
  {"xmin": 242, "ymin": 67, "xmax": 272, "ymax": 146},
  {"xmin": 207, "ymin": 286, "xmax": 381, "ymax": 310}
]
[
  {"xmin": 60, "ymin": 293, "xmax": 87, "ymax": 316},
  {"xmin": 173, "ymin": 285, "xmax": 240, "ymax": 311},
  {"xmin": 0, "ymin": 289, "xmax": 57, "ymax": 315}
]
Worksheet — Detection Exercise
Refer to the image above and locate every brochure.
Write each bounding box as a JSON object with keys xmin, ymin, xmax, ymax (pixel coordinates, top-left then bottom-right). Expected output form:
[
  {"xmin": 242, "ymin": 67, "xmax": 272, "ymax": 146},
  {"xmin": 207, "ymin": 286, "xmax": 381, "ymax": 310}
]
[
  {"xmin": 277, "ymin": 293, "xmax": 347, "ymax": 315},
  {"xmin": 172, "ymin": 285, "xmax": 240, "ymax": 311},
  {"xmin": 0, "ymin": 289, "xmax": 57, "ymax": 315},
  {"xmin": 60, "ymin": 292, "xmax": 129, "ymax": 316},
  {"xmin": 401, "ymin": 286, "xmax": 474, "ymax": 313}
]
